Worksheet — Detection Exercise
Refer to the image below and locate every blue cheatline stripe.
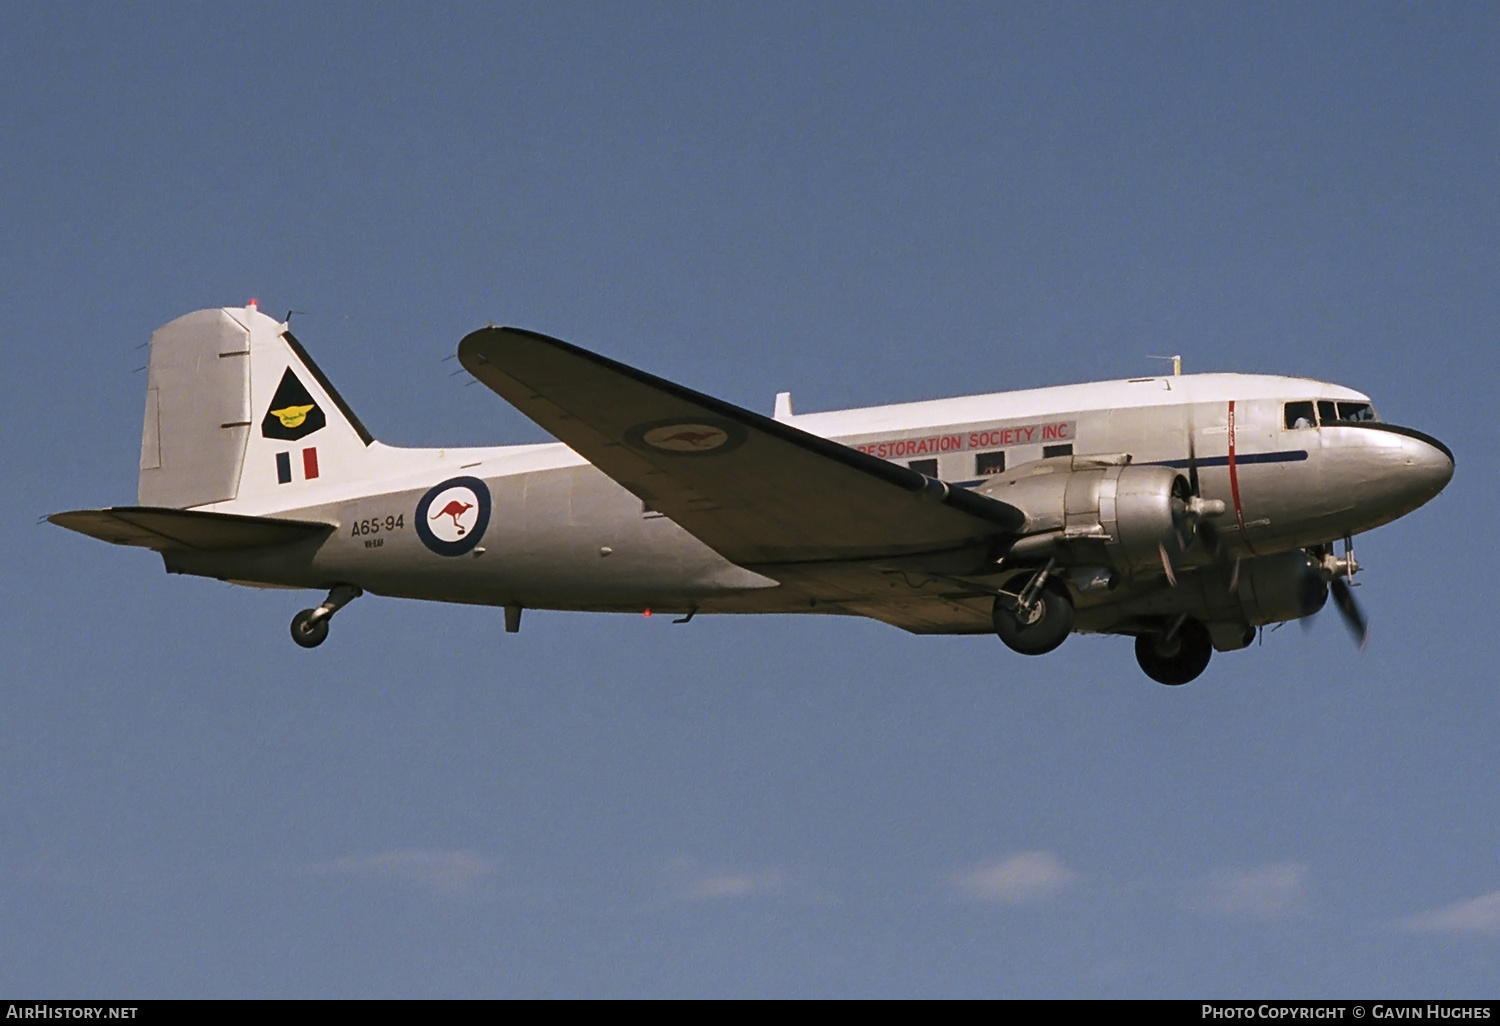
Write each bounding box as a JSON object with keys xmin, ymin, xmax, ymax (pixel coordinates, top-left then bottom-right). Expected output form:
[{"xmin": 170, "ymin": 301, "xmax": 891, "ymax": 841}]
[
  {"xmin": 1148, "ymin": 450, "xmax": 1307, "ymax": 469},
  {"xmin": 908, "ymin": 451, "xmax": 1308, "ymax": 491},
  {"xmin": 275, "ymin": 451, "xmax": 292, "ymax": 483}
]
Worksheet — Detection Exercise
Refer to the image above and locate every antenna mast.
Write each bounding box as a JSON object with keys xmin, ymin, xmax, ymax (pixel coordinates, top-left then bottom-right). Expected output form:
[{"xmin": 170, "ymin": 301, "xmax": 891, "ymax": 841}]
[{"xmin": 1147, "ymin": 354, "xmax": 1183, "ymax": 376}]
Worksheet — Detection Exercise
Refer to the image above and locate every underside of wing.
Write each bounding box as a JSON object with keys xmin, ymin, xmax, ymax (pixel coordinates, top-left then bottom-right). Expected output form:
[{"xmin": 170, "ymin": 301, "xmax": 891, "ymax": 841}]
[
  {"xmin": 49, "ymin": 507, "xmax": 333, "ymax": 552},
  {"xmin": 457, "ymin": 327, "xmax": 1023, "ymax": 566},
  {"xmin": 842, "ymin": 594, "xmax": 996, "ymax": 635}
]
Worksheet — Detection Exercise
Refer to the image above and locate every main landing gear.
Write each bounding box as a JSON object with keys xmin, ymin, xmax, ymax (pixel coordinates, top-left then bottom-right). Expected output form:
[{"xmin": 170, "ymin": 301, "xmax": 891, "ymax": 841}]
[
  {"xmin": 988, "ymin": 561, "xmax": 1214, "ymax": 685},
  {"xmin": 992, "ymin": 559, "xmax": 1075, "ymax": 656},
  {"xmin": 1134, "ymin": 617, "xmax": 1212, "ymax": 686},
  {"xmin": 290, "ymin": 585, "xmax": 363, "ymax": 649}
]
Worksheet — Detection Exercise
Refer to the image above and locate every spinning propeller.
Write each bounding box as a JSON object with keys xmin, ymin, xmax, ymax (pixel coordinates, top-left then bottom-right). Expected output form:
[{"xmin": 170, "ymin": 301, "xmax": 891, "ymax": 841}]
[
  {"xmin": 1158, "ymin": 423, "xmax": 1228, "ymax": 586},
  {"xmin": 1172, "ymin": 420, "xmax": 1368, "ymax": 649},
  {"xmin": 1304, "ymin": 537, "xmax": 1370, "ymax": 649}
]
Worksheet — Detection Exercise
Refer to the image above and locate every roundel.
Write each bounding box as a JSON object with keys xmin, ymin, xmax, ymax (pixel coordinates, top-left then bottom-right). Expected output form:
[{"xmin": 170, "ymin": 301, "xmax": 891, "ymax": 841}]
[
  {"xmin": 414, "ymin": 476, "xmax": 491, "ymax": 557},
  {"xmin": 625, "ymin": 418, "xmax": 747, "ymax": 457}
]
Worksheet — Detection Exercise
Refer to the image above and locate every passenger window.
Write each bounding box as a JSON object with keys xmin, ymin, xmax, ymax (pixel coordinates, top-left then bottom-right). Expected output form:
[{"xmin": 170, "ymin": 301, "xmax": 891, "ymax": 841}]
[
  {"xmin": 1043, "ymin": 443, "xmax": 1073, "ymax": 459},
  {"xmin": 975, "ymin": 451, "xmax": 1006, "ymax": 476},
  {"xmin": 908, "ymin": 458, "xmax": 938, "ymax": 477},
  {"xmin": 1336, "ymin": 401, "xmax": 1376, "ymax": 423},
  {"xmin": 1284, "ymin": 401, "xmax": 1315, "ymax": 430},
  {"xmin": 1317, "ymin": 401, "xmax": 1336, "ymax": 425}
]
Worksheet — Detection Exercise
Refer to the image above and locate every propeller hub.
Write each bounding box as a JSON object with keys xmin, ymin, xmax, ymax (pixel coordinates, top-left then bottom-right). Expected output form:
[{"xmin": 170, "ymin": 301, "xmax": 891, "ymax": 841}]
[
  {"xmin": 1185, "ymin": 496, "xmax": 1226, "ymax": 519},
  {"xmin": 1317, "ymin": 550, "xmax": 1360, "ymax": 581}
]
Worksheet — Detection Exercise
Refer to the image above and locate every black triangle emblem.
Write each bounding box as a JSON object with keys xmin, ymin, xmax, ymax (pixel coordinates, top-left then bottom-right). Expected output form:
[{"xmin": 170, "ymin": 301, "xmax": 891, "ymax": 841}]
[{"xmin": 261, "ymin": 368, "xmax": 327, "ymax": 441}]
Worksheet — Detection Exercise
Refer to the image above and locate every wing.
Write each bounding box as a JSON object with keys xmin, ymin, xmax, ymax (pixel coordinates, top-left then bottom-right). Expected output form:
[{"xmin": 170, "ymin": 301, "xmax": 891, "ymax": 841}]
[
  {"xmin": 457, "ymin": 327, "xmax": 1023, "ymax": 566},
  {"xmin": 843, "ymin": 594, "xmax": 996, "ymax": 635},
  {"xmin": 49, "ymin": 506, "xmax": 333, "ymax": 552}
]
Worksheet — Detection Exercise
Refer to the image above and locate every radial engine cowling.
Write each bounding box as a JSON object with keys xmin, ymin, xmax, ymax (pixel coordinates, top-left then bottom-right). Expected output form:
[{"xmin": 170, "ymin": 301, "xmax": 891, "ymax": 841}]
[
  {"xmin": 1235, "ymin": 549, "xmax": 1330, "ymax": 626},
  {"xmin": 980, "ymin": 459, "xmax": 1194, "ymax": 575}
]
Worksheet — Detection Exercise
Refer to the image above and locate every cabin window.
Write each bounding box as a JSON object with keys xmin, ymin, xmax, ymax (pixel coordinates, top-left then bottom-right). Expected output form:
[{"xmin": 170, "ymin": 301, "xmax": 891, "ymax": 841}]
[
  {"xmin": 975, "ymin": 451, "xmax": 1006, "ymax": 476},
  {"xmin": 908, "ymin": 458, "xmax": 938, "ymax": 477},
  {"xmin": 1043, "ymin": 443, "xmax": 1073, "ymax": 459},
  {"xmin": 1284, "ymin": 401, "xmax": 1315, "ymax": 430},
  {"xmin": 1318, "ymin": 400, "xmax": 1337, "ymax": 425},
  {"xmin": 1335, "ymin": 401, "xmax": 1376, "ymax": 423}
]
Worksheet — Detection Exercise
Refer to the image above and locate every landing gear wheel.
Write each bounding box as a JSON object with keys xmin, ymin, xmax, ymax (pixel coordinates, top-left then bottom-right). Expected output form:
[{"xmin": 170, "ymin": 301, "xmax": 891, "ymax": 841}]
[
  {"xmin": 290, "ymin": 609, "xmax": 329, "ymax": 649},
  {"xmin": 993, "ymin": 579, "xmax": 1074, "ymax": 656},
  {"xmin": 287, "ymin": 585, "xmax": 362, "ymax": 650},
  {"xmin": 1134, "ymin": 619, "xmax": 1212, "ymax": 685}
]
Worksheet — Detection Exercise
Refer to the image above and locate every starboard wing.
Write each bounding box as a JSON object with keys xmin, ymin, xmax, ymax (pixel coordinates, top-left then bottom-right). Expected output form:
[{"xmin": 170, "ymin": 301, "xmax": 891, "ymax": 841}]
[
  {"xmin": 49, "ymin": 507, "xmax": 333, "ymax": 552},
  {"xmin": 457, "ymin": 327, "xmax": 1023, "ymax": 565}
]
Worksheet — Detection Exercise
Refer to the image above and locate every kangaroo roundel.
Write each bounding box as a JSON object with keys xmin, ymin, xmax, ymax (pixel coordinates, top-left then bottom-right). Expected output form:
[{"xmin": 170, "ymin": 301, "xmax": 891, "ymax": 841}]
[
  {"xmin": 415, "ymin": 476, "xmax": 491, "ymax": 556},
  {"xmin": 626, "ymin": 418, "xmax": 747, "ymax": 457}
]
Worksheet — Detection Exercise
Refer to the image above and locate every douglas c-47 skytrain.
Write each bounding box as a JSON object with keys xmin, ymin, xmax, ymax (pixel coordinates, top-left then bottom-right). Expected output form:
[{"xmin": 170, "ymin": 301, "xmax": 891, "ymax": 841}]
[{"xmin": 52, "ymin": 303, "xmax": 1454, "ymax": 685}]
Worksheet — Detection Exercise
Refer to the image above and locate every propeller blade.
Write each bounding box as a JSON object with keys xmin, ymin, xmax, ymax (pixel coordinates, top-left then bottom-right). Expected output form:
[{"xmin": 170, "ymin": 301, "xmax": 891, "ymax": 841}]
[
  {"xmin": 1329, "ymin": 577, "xmax": 1369, "ymax": 650},
  {"xmin": 1158, "ymin": 542, "xmax": 1177, "ymax": 587},
  {"xmin": 1185, "ymin": 424, "xmax": 1201, "ymax": 498},
  {"xmin": 1199, "ymin": 519, "xmax": 1222, "ymax": 557}
]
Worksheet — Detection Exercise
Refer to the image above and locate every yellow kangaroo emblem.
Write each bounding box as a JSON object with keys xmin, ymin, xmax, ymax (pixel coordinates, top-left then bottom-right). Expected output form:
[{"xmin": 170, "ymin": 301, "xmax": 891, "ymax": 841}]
[{"xmin": 270, "ymin": 404, "xmax": 316, "ymax": 429}]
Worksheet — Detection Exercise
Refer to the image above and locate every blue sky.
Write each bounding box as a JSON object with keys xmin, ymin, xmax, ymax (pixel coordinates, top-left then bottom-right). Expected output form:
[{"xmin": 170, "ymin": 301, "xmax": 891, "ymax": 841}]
[{"xmin": 1, "ymin": 3, "xmax": 1496, "ymax": 997}]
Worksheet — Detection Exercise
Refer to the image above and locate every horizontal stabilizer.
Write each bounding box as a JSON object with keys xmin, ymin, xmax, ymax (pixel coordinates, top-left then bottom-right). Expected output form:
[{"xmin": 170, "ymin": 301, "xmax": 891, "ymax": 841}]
[
  {"xmin": 458, "ymin": 327, "xmax": 1024, "ymax": 565},
  {"xmin": 49, "ymin": 506, "xmax": 333, "ymax": 552}
]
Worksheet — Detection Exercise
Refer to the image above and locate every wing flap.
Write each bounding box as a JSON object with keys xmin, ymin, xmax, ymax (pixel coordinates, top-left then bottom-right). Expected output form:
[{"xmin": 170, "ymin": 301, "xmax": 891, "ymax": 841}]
[
  {"xmin": 458, "ymin": 327, "xmax": 1023, "ymax": 565},
  {"xmin": 49, "ymin": 507, "xmax": 333, "ymax": 552}
]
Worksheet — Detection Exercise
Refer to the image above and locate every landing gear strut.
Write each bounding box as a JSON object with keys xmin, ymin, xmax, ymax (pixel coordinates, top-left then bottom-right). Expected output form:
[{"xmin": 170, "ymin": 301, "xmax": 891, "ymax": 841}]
[
  {"xmin": 993, "ymin": 559, "xmax": 1075, "ymax": 655},
  {"xmin": 290, "ymin": 585, "xmax": 363, "ymax": 649},
  {"xmin": 1134, "ymin": 617, "xmax": 1212, "ymax": 685}
]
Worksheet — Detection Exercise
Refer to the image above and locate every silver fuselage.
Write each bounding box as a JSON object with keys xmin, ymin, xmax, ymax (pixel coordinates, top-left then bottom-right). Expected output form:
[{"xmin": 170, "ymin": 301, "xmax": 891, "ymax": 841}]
[{"xmin": 172, "ymin": 372, "xmax": 1453, "ymax": 639}]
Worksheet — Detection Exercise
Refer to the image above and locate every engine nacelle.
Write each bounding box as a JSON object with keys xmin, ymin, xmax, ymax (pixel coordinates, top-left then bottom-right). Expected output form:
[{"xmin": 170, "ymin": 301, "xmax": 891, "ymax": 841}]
[
  {"xmin": 1085, "ymin": 548, "xmax": 1331, "ymax": 651},
  {"xmin": 1235, "ymin": 549, "xmax": 1329, "ymax": 626},
  {"xmin": 980, "ymin": 458, "xmax": 1191, "ymax": 575}
]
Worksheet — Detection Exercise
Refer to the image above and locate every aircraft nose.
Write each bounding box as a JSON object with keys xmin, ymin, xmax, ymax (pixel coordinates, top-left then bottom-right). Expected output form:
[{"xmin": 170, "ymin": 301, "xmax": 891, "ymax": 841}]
[
  {"xmin": 1335, "ymin": 424, "xmax": 1453, "ymax": 530},
  {"xmin": 1393, "ymin": 427, "xmax": 1454, "ymax": 509}
]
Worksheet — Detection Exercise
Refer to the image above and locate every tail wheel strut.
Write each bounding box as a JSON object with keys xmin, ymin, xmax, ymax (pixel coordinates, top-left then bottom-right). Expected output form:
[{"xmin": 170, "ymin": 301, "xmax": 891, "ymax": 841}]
[{"xmin": 290, "ymin": 585, "xmax": 363, "ymax": 649}]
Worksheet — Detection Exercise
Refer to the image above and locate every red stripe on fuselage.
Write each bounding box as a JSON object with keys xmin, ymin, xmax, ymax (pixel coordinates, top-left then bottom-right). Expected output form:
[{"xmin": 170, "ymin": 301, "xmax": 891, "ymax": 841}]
[{"xmin": 1226, "ymin": 400, "xmax": 1257, "ymax": 555}]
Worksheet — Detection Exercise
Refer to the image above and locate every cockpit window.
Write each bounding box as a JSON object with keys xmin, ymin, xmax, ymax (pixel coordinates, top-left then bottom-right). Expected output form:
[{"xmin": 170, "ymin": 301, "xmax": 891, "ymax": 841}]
[
  {"xmin": 1335, "ymin": 401, "xmax": 1377, "ymax": 423},
  {"xmin": 1286, "ymin": 399, "xmax": 1379, "ymax": 429}
]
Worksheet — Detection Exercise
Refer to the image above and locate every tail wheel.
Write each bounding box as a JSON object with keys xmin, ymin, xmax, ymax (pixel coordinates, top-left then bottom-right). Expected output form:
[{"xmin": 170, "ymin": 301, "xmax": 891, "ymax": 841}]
[
  {"xmin": 992, "ymin": 579, "xmax": 1074, "ymax": 656},
  {"xmin": 290, "ymin": 609, "xmax": 329, "ymax": 649},
  {"xmin": 1134, "ymin": 619, "xmax": 1212, "ymax": 685}
]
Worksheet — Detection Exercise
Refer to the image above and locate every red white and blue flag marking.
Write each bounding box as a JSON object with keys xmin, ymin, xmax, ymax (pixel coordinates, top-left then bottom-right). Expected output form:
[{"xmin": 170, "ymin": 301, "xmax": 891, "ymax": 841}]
[{"xmin": 275, "ymin": 448, "xmax": 319, "ymax": 484}]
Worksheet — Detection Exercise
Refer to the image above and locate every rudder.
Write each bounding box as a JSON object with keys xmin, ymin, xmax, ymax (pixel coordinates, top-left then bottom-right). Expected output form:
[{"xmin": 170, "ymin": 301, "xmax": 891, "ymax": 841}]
[
  {"xmin": 139, "ymin": 303, "xmax": 375, "ymax": 509},
  {"xmin": 139, "ymin": 308, "xmax": 253, "ymax": 508}
]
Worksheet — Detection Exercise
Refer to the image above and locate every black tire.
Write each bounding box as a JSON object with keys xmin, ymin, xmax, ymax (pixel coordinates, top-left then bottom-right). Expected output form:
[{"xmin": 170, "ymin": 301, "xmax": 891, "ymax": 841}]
[
  {"xmin": 1134, "ymin": 619, "xmax": 1212, "ymax": 685},
  {"xmin": 992, "ymin": 579, "xmax": 1074, "ymax": 656},
  {"xmin": 290, "ymin": 609, "xmax": 329, "ymax": 649}
]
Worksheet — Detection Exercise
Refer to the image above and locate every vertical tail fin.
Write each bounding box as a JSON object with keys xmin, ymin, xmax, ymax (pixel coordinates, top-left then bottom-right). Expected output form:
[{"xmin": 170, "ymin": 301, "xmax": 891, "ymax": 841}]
[{"xmin": 138, "ymin": 303, "xmax": 375, "ymax": 509}]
